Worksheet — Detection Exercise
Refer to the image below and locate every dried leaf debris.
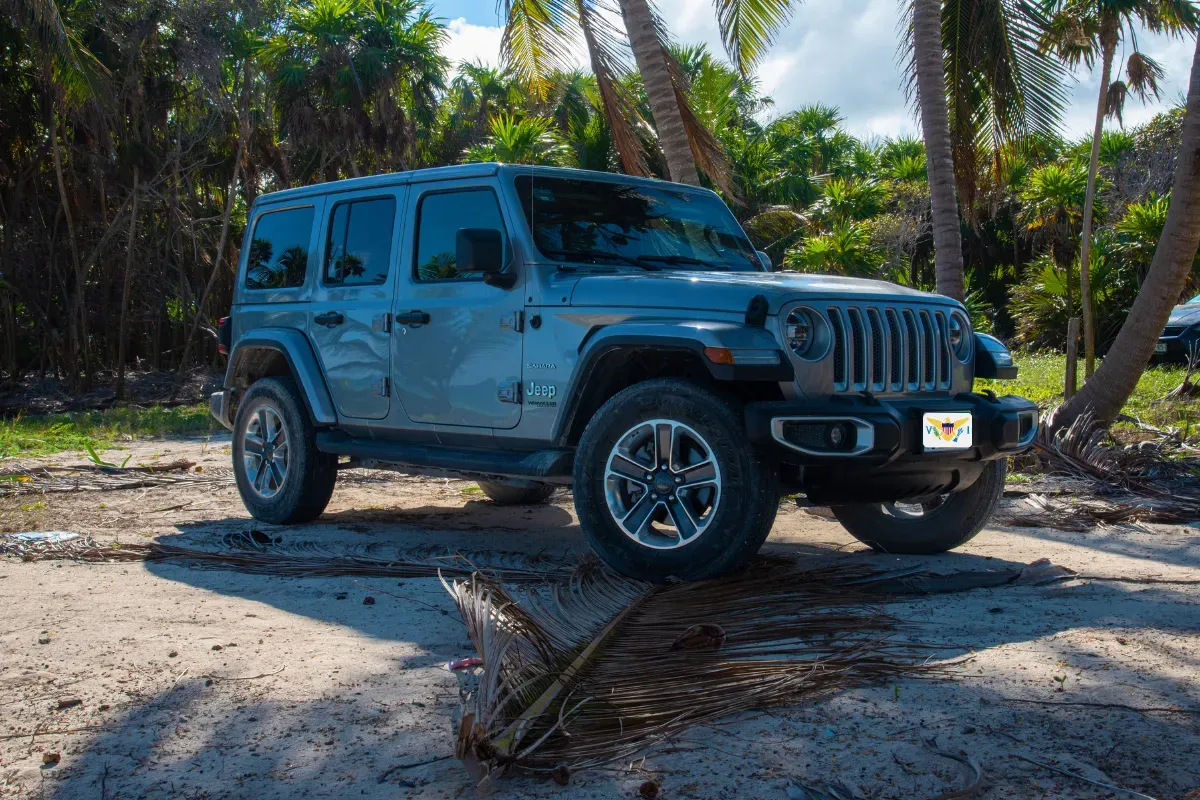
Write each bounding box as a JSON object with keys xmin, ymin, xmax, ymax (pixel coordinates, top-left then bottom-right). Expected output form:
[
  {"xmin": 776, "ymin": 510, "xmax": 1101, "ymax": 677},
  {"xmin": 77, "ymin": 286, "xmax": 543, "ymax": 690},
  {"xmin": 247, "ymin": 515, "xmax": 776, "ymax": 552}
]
[
  {"xmin": 443, "ymin": 559, "xmax": 948, "ymax": 788},
  {"xmin": 998, "ymin": 408, "xmax": 1200, "ymax": 530}
]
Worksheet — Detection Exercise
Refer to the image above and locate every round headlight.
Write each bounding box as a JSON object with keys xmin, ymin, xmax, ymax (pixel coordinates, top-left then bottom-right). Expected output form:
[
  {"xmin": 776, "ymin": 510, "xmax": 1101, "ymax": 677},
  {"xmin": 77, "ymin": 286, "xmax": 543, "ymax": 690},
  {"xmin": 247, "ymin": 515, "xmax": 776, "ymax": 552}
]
[
  {"xmin": 784, "ymin": 309, "xmax": 813, "ymax": 356},
  {"xmin": 948, "ymin": 314, "xmax": 971, "ymax": 360}
]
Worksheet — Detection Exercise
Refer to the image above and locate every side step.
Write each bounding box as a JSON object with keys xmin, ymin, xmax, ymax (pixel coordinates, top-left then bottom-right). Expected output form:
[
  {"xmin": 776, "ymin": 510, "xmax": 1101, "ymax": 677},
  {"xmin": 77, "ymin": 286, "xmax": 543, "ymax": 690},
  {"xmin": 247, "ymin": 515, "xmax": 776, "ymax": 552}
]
[{"xmin": 315, "ymin": 432, "xmax": 574, "ymax": 484}]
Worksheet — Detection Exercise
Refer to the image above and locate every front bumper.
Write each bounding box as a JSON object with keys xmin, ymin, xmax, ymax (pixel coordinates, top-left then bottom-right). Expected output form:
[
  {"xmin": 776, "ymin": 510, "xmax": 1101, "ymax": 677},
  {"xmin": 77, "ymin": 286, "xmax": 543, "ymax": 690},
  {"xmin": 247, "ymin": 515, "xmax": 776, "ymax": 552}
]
[
  {"xmin": 210, "ymin": 389, "xmax": 234, "ymax": 430},
  {"xmin": 745, "ymin": 392, "xmax": 1038, "ymax": 503}
]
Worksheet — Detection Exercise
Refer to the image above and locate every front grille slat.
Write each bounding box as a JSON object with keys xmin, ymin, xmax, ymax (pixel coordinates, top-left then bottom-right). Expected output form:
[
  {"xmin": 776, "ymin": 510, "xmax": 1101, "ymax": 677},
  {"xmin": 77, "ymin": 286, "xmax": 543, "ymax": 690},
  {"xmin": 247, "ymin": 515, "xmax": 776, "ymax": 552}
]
[{"xmin": 819, "ymin": 302, "xmax": 959, "ymax": 395}]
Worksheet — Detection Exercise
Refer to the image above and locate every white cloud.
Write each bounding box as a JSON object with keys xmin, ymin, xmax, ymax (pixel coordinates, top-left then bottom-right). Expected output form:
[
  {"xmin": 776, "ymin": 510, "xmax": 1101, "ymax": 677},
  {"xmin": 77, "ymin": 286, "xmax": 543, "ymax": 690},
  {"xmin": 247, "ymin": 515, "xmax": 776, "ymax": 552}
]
[{"xmin": 443, "ymin": 18, "xmax": 503, "ymax": 70}]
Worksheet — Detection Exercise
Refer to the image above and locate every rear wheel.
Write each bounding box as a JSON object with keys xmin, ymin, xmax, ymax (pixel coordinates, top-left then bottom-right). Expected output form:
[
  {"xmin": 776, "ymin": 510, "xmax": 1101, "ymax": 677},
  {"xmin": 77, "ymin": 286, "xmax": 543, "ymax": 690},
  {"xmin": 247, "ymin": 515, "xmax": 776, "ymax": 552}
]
[
  {"xmin": 233, "ymin": 376, "xmax": 337, "ymax": 524},
  {"xmin": 476, "ymin": 480, "xmax": 556, "ymax": 505},
  {"xmin": 830, "ymin": 459, "xmax": 1006, "ymax": 554},
  {"xmin": 572, "ymin": 379, "xmax": 779, "ymax": 582}
]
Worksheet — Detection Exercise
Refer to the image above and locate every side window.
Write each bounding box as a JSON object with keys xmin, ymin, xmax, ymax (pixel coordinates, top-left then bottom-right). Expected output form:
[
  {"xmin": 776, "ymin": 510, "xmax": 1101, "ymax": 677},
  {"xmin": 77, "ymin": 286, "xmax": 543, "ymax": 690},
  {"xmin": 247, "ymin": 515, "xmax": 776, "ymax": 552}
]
[
  {"xmin": 244, "ymin": 206, "xmax": 315, "ymax": 290},
  {"xmin": 414, "ymin": 189, "xmax": 505, "ymax": 282},
  {"xmin": 324, "ymin": 197, "xmax": 396, "ymax": 286}
]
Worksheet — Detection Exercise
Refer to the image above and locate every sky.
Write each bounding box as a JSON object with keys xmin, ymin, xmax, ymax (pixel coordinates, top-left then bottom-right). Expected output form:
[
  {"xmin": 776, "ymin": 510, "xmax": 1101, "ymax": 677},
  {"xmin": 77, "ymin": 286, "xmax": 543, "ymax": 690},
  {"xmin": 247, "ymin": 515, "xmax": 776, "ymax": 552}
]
[{"xmin": 435, "ymin": 0, "xmax": 1196, "ymax": 142}]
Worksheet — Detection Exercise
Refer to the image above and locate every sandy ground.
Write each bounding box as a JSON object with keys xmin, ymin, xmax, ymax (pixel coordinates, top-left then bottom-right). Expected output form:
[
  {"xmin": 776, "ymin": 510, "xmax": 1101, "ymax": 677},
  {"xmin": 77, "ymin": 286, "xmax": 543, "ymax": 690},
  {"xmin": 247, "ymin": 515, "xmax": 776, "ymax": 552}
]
[{"xmin": 1, "ymin": 436, "xmax": 1198, "ymax": 800}]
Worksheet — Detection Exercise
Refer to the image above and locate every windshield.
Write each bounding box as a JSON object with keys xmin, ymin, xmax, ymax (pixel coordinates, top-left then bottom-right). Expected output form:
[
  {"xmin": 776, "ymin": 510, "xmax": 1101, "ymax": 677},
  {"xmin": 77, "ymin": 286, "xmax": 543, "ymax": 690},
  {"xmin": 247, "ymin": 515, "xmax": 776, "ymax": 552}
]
[
  {"xmin": 515, "ymin": 175, "xmax": 761, "ymax": 272},
  {"xmin": 1188, "ymin": 293, "xmax": 1200, "ymax": 305}
]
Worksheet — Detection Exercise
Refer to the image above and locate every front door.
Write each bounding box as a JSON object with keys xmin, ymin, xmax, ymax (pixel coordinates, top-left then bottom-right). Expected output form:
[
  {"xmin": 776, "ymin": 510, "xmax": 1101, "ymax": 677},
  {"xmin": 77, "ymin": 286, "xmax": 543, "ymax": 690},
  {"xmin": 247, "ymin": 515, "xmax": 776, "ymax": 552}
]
[
  {"xmin": 309, "ymin": 188, "xmax": 404, "ymax": 420},
  {"xmin": 392, "ymin": 181, "xmax": 524, "ymax": 429}
]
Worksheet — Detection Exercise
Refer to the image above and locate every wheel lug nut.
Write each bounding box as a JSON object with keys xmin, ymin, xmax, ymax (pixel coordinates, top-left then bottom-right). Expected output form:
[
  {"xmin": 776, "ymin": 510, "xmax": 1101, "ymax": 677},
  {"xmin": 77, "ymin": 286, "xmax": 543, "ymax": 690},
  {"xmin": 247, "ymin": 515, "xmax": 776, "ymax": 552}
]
[
  {"xmin": 674, "ymin": 476, "xmax": 683, "ymax": 484},
  {"xmin": 645, "ymin": 473, "xmax": 654, "ymax": 481}
]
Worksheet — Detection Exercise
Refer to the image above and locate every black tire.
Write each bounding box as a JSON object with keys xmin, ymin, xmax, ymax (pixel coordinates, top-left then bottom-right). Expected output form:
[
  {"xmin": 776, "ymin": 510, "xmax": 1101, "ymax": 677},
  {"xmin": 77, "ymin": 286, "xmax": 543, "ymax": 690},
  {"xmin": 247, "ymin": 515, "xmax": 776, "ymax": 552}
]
[
  {"xmin": 572, "ymin": 379, "xmax": 779, "ymax": 582},
  {"xmin": 232, "ymin": 376, "xmax": 337, "ymax": 524},
  {"xmin": 830, "ymin": 459, "xmax": 1006, "ymax": 554},
  {"xmin": 477, "ymin": 480, "xmax": 556, "ymax": 505}
]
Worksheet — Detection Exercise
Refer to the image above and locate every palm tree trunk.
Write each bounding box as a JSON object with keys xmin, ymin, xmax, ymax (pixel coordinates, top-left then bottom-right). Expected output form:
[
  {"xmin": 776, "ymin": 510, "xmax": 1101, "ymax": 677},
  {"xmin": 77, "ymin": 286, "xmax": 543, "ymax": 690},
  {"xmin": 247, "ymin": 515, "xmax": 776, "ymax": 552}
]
[
  {"xmin": 912, "ymin": 0, "xmax": 965, "ymax": 301},
  {"xmin": 617, "ymin": 0, "xmax": 700, "ymax": 185},
  {"xmin": 116, "ymin": 166, "xmax": 140, "ymax": 401},
  {"xmin": 1056, "ymin": 34, "xmax": 1200, "ymax": 429},
  {"xmin": 1078, "ymin": 40, "xmax": 1114, "ymax": 379}
]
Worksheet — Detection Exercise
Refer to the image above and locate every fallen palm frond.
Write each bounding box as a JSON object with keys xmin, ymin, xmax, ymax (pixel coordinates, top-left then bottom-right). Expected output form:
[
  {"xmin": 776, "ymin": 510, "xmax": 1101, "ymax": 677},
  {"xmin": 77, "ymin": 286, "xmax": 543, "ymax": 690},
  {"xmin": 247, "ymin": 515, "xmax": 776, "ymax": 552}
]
[
  {"xmin": 444, "ymin": 559, "xmax": 946, "ymax": 787},
  {"xmin": 0, "ymin": 460, "xmax": 229, "ymax": 496},
  {"xmin": 1020, "ymin": 408, "xmax": 1200, "ymax": 529},
  {"xmin": 0, "ymin": 535, "xmax": 572, "ymax": 583}
]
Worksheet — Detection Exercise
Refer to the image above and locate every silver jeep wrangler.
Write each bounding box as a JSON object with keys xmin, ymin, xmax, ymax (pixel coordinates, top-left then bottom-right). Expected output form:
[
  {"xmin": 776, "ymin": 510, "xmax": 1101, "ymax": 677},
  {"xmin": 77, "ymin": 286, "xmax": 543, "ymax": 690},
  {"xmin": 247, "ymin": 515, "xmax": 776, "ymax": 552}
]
[{"xmin": 211, "ymin": 164, "xmax": 1037, "ymax": 582}]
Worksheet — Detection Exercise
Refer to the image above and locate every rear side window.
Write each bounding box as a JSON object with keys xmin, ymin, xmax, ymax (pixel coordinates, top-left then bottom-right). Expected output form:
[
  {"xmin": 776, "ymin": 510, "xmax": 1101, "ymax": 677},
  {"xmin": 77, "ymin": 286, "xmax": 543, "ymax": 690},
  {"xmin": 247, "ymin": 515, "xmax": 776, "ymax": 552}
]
[
  {"xmin": 245, "ymin": 206, "xmax": 315, "ymax": 290},
  {"xmin": 414, "ymin": 189, "xmax": 505, "ymax": 281},
  {"xmin": 324, "ymin": 197, "xmax": 396, "ymax": 286}
]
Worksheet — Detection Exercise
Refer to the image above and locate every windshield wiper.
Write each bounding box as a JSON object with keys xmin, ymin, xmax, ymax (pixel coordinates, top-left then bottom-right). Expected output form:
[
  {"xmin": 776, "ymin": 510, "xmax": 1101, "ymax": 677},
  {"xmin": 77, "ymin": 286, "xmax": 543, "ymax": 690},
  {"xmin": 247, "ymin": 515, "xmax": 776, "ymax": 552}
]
[
  {"xmin": 540, "ymin": 248, "xmax": 660, "ymax": 270},
  {"xmin": 636, "ymin": 254, "xmax": 727, "ymax": 270}
]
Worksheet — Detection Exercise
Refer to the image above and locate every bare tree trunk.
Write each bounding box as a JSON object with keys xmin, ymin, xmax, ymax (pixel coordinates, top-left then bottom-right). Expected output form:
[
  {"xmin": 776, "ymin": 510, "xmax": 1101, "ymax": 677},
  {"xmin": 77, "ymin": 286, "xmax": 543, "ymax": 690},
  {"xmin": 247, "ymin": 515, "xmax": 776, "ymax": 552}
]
[
  {"xmin": 116, "ymin": 167, "xmax": 140, "ymax": 400},
  {"xmin": 49, "ymin": 111, "xmax": 87, "ymax": 386},
  {"xmin": 1057, "ymin": 34, "xmax": 1200, "ymax": 428},
  {"xmin": 618, "ymin": 0, "xmax": 700, "ymax": 186},
  {"xmin": 912, "ymin": 0, "xmax": 965, "ymax": 301},
  {"xmin": 172, "ymin": 138, "xmax": 244, "ymax": 398},
  {"xmin": 1078, "ymin": 37, "xmax": 1115, "ymax": 379}
]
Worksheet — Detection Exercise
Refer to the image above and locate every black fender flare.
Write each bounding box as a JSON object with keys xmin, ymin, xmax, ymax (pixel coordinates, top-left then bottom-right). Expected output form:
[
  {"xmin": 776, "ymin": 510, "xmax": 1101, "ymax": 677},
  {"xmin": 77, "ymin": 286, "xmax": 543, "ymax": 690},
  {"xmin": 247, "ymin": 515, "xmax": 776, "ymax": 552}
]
[
  {"xmin": 551, "ymin": 322, "xmax": 792, "ymax": 446},
  {"xmin": 225, "ymin": 328, "xmax": 337, "ymax": 425}
]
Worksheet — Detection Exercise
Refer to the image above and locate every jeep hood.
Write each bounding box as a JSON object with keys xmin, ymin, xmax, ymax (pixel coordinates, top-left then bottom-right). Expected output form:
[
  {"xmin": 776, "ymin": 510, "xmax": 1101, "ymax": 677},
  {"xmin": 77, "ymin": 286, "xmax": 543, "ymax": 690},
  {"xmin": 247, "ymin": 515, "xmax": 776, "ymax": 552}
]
[
  {"xmin": 1167, "ymin": 302, "xmax": 1200, "ymax": 328},
  {"xmin": 568, "ymin": 271, "xmax": 958, "ymax": 313}
]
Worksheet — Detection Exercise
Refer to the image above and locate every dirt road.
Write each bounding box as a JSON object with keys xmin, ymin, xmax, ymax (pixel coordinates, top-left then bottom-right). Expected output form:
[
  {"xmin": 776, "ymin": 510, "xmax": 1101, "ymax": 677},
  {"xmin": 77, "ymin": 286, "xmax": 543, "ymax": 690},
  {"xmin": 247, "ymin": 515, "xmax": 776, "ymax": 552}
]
[{"xmin": 2, "ymin": 436, "xmax": 1198, "ymax": 799}]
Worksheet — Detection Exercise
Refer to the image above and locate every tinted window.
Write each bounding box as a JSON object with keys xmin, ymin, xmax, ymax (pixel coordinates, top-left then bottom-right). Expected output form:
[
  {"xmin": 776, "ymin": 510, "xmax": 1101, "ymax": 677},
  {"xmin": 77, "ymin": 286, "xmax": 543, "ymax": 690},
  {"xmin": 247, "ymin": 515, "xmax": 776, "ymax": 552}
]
[
  {"xmin": 245, "ymin": 206, "xmax": 315, "ymax": 290},
  {"xmin": 324, "ymin": 197, "xmax": 396, "ymax": 286},
  {"xmin": 515, "ymin": 175, "xmax": 760, "ymax": 272},
  {"xmin": 415, "ymin": 189, "xmax": 505, "ymax": 281}
]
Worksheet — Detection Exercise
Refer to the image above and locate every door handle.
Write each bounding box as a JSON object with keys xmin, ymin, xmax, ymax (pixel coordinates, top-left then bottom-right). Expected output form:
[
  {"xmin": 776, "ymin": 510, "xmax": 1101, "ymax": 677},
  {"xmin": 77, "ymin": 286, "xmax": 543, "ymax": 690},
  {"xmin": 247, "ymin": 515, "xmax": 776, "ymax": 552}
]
[
  {"xmin": 395, "ymin": 310, "xmax": 430, "ymax": 327},
  {"xmin": 314, "ymin": 311, "xmax": 344, "ymax": 328}
]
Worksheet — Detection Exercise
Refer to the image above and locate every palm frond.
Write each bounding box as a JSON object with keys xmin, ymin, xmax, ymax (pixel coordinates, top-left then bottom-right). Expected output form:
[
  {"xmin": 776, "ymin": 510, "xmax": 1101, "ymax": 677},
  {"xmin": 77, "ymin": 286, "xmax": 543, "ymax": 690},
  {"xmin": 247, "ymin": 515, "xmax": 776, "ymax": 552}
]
[
  {"xmin": 447, "ymin": 559, "xmax": 940, "ymax": 783},
  {"xmin": 712, "ymin": 0, "xmax": 797, "ymax": 76},
  {"xmin": 1126, "ymin": 50, "xmax": 1165, "ymax": 103},
  {"xmin": 499, "ymin": 0, "xmax": 577, "ymax": 100},
  {"xmin": 574, "ymin": 0, "xmax": 650, "ymax": 176}
]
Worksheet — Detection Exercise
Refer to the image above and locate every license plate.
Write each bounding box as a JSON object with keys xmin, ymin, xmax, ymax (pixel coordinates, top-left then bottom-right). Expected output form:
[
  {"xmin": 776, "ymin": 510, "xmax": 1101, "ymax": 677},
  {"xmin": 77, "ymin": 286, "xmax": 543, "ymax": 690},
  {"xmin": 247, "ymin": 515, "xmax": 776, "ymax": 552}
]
[
  {"xmin": 1155, "ymin": 342, "xmax": 1168, "ymax": 353},
  {"xmin": 922, "ymin": 412, "xmax": 973, "ymax": 450}
]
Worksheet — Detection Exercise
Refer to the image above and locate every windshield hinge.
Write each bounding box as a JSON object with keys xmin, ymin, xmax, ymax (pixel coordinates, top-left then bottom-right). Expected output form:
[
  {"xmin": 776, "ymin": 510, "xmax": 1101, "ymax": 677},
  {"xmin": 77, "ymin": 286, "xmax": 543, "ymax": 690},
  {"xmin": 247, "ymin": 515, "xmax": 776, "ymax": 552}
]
[{"xmin": 501, "ymin": 311, "xmax": 524, "ymax": 333}]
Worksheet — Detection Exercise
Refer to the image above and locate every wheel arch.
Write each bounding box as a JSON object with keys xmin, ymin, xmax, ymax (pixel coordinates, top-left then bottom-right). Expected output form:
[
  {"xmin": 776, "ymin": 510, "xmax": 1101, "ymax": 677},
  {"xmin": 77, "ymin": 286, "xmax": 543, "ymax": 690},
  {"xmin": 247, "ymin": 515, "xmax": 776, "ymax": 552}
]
[
  {"xmin": 552, "ymin": 324, "xmax": 792, "ymax": 447},
  {"xmin": 225, "ymin": 328, "xmax": 337, "ymax": 426}
]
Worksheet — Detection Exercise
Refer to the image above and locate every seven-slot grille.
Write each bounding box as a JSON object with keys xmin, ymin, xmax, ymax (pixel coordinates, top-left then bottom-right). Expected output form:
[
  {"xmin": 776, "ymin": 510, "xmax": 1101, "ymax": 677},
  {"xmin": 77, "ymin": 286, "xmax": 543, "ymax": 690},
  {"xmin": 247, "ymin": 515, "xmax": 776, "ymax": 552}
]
[{"xmin": 824, "ymin": 304, "xmax": 956, "ymax": 393}]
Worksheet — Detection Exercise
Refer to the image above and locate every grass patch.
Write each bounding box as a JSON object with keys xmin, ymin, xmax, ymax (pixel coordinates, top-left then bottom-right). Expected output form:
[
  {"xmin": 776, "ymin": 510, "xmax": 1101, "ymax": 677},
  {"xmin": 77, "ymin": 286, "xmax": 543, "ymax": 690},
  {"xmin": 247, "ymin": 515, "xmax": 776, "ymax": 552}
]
[
  {"xmin": 1, "ymin": 404, "xmax": 218, "ymax": 459},
  {"xmin": 977, "ymin": 351, "xmax": 1199, "ymax": 435}
]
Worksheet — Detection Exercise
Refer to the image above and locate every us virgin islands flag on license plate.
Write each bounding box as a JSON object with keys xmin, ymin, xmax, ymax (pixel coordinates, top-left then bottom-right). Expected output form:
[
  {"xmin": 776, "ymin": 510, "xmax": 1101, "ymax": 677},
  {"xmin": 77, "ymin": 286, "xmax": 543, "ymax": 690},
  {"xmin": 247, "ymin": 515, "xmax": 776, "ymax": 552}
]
[{"xmin": 922, "ymin": 412, "xmax": 973, "ymax": 449}]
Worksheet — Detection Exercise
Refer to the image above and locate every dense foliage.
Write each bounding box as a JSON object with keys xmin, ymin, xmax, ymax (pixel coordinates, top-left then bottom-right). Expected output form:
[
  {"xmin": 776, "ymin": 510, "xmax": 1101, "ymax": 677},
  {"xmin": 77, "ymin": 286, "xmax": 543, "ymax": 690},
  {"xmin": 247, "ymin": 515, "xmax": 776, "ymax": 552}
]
[{"xmin": 1, "ymin": 0, "xmax": 1197, "ymax": 391}]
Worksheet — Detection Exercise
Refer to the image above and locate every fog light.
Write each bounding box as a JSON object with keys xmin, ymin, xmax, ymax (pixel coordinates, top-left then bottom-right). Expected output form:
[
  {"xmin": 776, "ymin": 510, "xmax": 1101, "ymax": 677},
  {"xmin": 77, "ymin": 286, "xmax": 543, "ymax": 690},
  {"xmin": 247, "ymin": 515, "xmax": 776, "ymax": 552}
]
[{"xmin": 828, "ymin": 424, "xmax": 845, "ymax": 447}]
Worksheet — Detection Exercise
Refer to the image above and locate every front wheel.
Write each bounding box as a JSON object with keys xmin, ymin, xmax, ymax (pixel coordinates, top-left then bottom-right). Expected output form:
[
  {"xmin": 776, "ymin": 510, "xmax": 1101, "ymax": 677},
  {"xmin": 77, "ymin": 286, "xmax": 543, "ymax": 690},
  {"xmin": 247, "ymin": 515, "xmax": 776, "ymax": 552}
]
[
  {"xmin": 572, "ymin": 379, "xmax": 779, "ymax": 582},
  {"xmin": 830, "ymin": 459, "xmax": 1006, "ymax": 554}
]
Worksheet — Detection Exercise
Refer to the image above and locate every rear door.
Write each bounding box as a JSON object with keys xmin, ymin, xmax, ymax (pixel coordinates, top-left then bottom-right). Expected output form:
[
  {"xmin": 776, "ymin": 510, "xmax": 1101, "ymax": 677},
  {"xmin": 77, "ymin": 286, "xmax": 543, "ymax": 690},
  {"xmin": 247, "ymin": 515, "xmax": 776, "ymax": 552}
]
[
  {"xmin": 392, "ymin": 179, "xmax": 524, "ymax": 429},
  {"xmin": 308, "ymin": 187, "xmax": 405, "ymax": 420}
]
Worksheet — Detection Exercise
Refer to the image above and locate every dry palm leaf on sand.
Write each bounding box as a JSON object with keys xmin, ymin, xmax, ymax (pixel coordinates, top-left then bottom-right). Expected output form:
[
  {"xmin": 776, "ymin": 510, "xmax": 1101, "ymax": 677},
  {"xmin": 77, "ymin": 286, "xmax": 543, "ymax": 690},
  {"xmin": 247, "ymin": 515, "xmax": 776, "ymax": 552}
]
[
  {"xmin": 1003, "ymin": 408, "xmax": 1200, "ymax": 530},
  {"xmin": 443, "ymin": 558, "xmax": 947, "ymax": 789}
]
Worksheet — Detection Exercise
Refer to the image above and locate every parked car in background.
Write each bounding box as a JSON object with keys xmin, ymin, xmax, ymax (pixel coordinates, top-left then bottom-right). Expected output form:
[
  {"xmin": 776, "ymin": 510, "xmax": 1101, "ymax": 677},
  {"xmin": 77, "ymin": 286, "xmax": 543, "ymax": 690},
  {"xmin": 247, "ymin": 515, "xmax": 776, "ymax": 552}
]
[{"xmin": 1154, "ymin": 293, "xmax": 1200, "ymax": 362}]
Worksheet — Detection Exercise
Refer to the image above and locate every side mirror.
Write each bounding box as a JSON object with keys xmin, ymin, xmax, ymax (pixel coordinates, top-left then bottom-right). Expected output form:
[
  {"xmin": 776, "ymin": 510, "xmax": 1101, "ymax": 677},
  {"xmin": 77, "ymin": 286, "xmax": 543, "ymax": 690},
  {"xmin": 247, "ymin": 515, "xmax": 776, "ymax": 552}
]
[
  {"xmin": 974, "ymin": 333, "xmax": 1018, "ymax": 379},
  {"xmin": 456, "ymin": 228, "xmax": 515, "ymax": 289},
  {"xmin": 756, "ymin": 250, "xmax": 773, "ymax": 272}
]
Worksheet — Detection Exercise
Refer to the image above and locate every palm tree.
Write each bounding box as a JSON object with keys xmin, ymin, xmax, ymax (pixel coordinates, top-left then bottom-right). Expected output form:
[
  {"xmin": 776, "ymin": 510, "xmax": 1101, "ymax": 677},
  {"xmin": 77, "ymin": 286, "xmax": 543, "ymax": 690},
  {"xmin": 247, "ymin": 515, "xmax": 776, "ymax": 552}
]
[
  {"xmin": 1019, "ymin": 162, "xmax": 1097, "ymax": 321},
  {"xmin": 905, "ymin": 0, "xmax": 1069, "ymax": 301},
  {"xmin": 1057, "ymin": 31, "xmax": 1200, "ymax": 428},
  {"xmin": 462, "ymin": 113, "xmax": 576, "ymax": 166},
  {"xmin": 497, "ymin": 0, "xmax": 778, "ymax": 187},
  {"xmin": 1042, "ymin": 0, "xmax": 1199, "ymax": 377},
  {"xmin": 911, "ymin": 0, "xmax": 965, "ymax": 300}
]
